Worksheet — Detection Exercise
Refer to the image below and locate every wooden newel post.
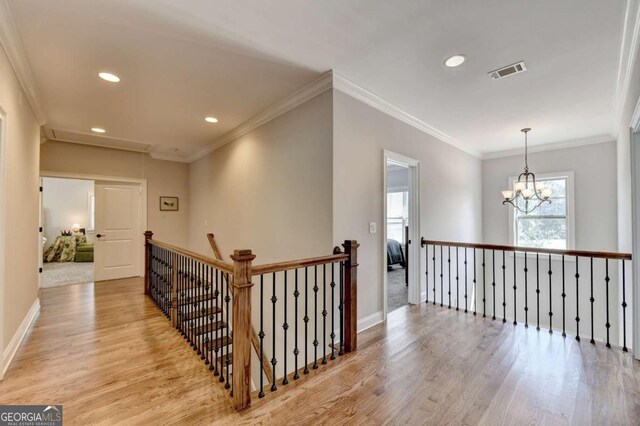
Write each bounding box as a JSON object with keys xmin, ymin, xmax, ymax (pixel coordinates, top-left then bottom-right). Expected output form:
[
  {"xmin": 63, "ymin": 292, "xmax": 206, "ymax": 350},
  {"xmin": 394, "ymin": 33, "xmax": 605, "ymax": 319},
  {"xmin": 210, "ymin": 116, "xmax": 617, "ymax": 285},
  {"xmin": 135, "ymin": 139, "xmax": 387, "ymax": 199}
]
[
  {"xmin": 144, "ymin": 230, "xmax": 153, "ymax": 295},
  {"xmin": 231, "ymin": 249, "xmax": 256, "ymax": 411},
  {"xmin": 343, "ymin": 240, "xmax": 359, "ymax": 353}
]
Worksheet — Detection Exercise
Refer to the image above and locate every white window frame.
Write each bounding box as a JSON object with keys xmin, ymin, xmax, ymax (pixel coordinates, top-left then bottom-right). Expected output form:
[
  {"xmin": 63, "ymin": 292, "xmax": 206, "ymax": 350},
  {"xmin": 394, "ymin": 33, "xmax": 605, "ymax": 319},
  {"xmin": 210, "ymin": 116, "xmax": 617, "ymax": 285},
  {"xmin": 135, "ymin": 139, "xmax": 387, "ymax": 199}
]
[{"xmin": 508, "ymin": 171, "xmax": 575, "ymax": 251}]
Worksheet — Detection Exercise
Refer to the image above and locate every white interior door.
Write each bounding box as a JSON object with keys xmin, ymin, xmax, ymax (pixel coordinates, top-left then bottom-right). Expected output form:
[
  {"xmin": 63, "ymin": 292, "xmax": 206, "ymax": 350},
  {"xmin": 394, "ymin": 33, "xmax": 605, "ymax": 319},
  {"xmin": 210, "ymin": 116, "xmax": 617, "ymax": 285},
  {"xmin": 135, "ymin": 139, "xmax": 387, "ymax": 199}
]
[{"xmin": 94, "ymin": 183, "xmax": 142, "ymax": 281}]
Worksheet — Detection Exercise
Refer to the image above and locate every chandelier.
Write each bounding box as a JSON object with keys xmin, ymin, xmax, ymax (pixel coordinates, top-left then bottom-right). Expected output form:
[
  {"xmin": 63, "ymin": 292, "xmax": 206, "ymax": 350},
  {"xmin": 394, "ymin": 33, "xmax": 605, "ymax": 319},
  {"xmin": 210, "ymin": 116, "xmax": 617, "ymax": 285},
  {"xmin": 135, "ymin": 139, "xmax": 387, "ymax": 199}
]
[{"xmin": 501, "ymin": 128, "xmax": 552, "ymax": 214}]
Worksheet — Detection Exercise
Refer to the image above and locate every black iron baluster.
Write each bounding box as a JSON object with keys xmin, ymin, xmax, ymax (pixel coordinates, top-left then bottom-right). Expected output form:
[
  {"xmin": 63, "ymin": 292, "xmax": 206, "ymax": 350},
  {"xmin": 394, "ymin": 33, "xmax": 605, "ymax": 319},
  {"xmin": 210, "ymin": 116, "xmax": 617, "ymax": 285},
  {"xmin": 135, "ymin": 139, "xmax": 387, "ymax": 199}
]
[
  {"xmin": 271, "ymin": 272, "xmax": 277, "ymax": 391},
  {"xmin": 294, "ymin": 268, "xmax": 301, "ymax": 378},
  {"xmin": 575, "ymin": 256, "xmax": 580, "ymax": 341},
  {"xmin": 189, "ymin": 258, "xmax": 196, "ymax": 348},
  {"xmin": 502, "ymin": 251, "xmax": 506, "ymax": 323},
  {"xmin": 455, "ymin": 247, "xmax": 459, "ymax": 311},
  {"xmin": 536, "ymin": 253, "xmax": 540, "ymax": 331},
  {"xmin": 524, "ymin": 254, "xmax": 529, "ymax": 328},
  {"xmin": 218, "ymin": 268, "xmax": 225, "ymax": 383},
  {"xmin": 283, "ymin": 270, "xmax": 289, "ymax": 385},
  {"xmin": 473, "ymin": 249, "xmax": 477, "ymax": 315},
  {"xmin": 548, "ymin": 254, "xmax": 553, "ymax": 334},
  {"xmin": 448, "ymin": 246, "xmax": 451, "ymax": 309},
  {"xmin": 198, "ymin": 261, "xmax": 203, "ymax": 358},
  {"xmin": 513, "ymin": 251, "xmax": 517, "ymax": 326},
  {"xmin": 322, "ymin": 263, "xmax": 327, "ymax": 365},
  {"xmin": 622, "ymin": 259, "xmax": 628, "ymax": 352},
  {"xmin": 330, "ymin": 263, "xmax": 336, "ymax": 360},
  {"xmin": 482, "ymin": 249, "xmax": 486, "ymax": 317},
  {"xmin": 464, "ymin": 248, "xmax": 468, "ymax": 313},
  {"xmin": 590, "ymin": 257, "xmax": 594, "ymax": 344},
  {"xmin": 258, "ymin": 274, "xmax": 265, "ymax": 397},
  {"xmin": 313, "ymin": 265, "xmax": 319, "ymax": 369},
  {"xmin": 339, "ymin": 262, "xmax": 344, "ymax": 356},
  {"xmin": 562, "ymin": 255, "xmax": 566, "ymax": 337},
  {"xmin": 225, "ymin": 272, "xmax": 231, "ymax": 389},
  {"xmin": 441, "ymin": 246, "xmax": 444, "ymax": 307},
  {"xmin": 605, "ymin": 259, "xmax": 611, "ymax": 348},
  {"xmin": 205, "ymin": 264, "xmax": 211, "ymax": 366},
  {"xmin": 433, "ymin": 248, "xmax": 437, "ymax": 306},
  {"xmin": 213, "ymin": 268, "xmax": 220, "ymax": 376},
  {"xmin": 425, "ymin": 244, "xmax": 429, "ymax": 304},
  {"xmin": 492, "ymin": 250, "xmax": 496, "ymax": 320},
  {"xmin": 305, "ymin": 267, "xmax": 311, "ymax": 370}
]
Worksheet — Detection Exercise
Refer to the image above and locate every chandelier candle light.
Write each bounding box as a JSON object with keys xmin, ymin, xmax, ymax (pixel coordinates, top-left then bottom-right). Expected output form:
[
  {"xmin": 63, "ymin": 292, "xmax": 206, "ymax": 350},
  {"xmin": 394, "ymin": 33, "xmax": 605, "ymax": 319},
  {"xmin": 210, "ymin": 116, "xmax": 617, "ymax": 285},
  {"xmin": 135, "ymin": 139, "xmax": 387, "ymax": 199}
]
[{"xmin": 501, "ymin": 128, "xmax": 552, "ymax": 214}]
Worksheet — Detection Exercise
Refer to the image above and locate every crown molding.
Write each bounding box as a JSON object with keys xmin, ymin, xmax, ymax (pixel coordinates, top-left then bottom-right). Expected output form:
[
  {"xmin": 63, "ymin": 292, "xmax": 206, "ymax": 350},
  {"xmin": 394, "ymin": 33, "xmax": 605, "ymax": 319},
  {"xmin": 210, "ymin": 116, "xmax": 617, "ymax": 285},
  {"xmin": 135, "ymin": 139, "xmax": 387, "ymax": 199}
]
[
  {"xmin": 331, "ymin": 72, "xmax": 480, "ymax": 158},
  {"xmin": 0, "ymin": 0, "xmax": 46, "ymax": 124},
  {"xmin": 481, "ymin": 134, "xmax": 614, "ymax": 160},
  {"xmin": 186, "ymin": 71, "xmax": 333, "ymax": 162},
  {"xmin": 613, "ymin": 0, "xmax": 640, "ymax": 135},
  {"xmin": 149, "ymin": 151, "xmax": 191, "ymax": 163}
]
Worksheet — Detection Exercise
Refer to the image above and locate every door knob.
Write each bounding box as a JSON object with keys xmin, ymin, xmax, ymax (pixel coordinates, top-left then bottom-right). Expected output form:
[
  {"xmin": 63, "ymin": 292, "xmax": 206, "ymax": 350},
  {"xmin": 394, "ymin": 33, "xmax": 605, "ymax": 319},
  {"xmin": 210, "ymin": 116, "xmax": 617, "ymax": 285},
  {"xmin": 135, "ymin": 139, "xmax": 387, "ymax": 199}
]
[{"xmin": 97, "ymin": 234, "xmax": 106, "ymax": 238}]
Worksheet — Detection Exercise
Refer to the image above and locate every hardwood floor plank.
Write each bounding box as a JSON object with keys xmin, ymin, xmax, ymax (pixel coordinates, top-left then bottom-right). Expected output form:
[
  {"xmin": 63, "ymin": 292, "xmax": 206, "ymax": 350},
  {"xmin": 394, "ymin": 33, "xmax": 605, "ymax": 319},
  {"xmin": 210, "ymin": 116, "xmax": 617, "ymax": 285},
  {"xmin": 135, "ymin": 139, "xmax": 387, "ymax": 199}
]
[{"xmin": 0, "ymin": 278, "xmax": 638, "ymax": 425}]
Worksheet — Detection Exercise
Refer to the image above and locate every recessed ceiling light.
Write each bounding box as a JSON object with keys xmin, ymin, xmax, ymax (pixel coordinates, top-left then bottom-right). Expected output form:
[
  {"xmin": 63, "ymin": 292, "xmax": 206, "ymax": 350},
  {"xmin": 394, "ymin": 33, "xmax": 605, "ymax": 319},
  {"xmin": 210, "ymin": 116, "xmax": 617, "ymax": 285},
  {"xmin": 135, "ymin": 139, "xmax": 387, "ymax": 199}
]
[
  {"xmin": 91, "ymin": 127, "xmax": 106, "ymax": 133},
  {"xmin": 444, "ymin": 54, "xmax": 466, "ymax": 68},
  {"xmin": 205, "ymin": 117, "xmax": 219, "ymax": 123},
  {"xmin": 98, "ymin": 72, "xmax": 120, "ymax": 82}
]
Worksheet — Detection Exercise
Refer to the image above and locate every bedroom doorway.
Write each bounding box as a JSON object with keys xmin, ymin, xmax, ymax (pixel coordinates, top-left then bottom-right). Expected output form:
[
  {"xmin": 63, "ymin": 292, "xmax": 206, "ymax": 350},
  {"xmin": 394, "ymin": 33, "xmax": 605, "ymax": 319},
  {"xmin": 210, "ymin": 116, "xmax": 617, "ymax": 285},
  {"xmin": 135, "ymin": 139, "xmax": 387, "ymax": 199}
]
[
  {"xmin": 41, "ymin": 177, "xmax": 96, "ymax": 288},
  {"xmin": 383, "ymin": 151, "xmax": 420, "ymax": 318}
]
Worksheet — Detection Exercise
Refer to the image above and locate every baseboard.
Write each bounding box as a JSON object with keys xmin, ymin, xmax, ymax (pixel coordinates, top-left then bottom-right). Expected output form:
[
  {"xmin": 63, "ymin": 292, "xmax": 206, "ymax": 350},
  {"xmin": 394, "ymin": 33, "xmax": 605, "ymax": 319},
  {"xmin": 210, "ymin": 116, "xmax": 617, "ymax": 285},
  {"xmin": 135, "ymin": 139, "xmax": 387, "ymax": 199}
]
[
  {"xmin": 357, "ymin": 311, "xmax": 384, "ymax": 333},
  {"xmin": 2, "ymin": 297, "xmax": 40, "ymax": 377}
]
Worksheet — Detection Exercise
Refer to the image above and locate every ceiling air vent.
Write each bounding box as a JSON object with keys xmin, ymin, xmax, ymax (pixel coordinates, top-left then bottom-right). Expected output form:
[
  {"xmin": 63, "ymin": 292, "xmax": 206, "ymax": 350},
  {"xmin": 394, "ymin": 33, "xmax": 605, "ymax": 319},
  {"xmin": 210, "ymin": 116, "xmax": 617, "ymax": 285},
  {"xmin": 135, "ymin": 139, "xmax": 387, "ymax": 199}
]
[{"xmin": 488, "ymin": 61, "xmax": 527, "ymax": 80}]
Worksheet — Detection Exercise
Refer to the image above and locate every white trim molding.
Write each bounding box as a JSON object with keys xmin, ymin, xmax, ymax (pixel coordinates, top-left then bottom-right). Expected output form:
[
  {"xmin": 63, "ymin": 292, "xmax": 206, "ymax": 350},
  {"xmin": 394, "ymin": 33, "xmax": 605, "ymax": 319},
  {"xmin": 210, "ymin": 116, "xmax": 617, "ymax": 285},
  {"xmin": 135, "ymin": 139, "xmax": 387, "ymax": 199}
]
[
  {"xmin": 333, "ymin": 72, "xmax": 479, "ymax": 158},
  {"xmin": 613, "ymin": 0, "xmax": 640, "ymax": 135},
  {"xmin": 0, "ymin": 0, "xmax": 46, "ymax": 124},
  {"xmin": 482, "ymin": 135, "xmax": 614, "ymax": 160},
  {"xmin": 632, "ymin": 93, "xmax": 640, "ymax": 133},
  {"xmin": 187, "ymin": 71, "xmax": 334, "ymax": 162},
  {"xmin": 357, "ymin": 311, "xmax": 384, "ymax": 333},
  {"xmin": 2, "ymin": 297, "xmax": 39, "ymax": 378}
]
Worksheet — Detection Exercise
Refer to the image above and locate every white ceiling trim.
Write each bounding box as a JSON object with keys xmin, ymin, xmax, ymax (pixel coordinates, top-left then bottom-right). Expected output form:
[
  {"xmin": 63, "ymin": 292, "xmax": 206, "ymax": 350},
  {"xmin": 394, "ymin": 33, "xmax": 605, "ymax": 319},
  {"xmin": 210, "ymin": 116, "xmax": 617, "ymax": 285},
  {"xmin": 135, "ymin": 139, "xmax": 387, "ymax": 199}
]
[
  {"xmin": 632, "ymin": 93, "xmax": 640, "ymax": 132},
  {"xmin": 481, "ymin": 134, "xmax": 614, "ymax": 160},
  {"xmin": 332, "ymin": 72, "xmax": 480, "ymax": 158},
  {"xmin": 0, "ymin": 0, "xmax": 45, "ymax": 124},
  {"xmin": 150, "ymin": 152, "xmax": 191, "ymax": 163},
  {"xmin": 186, "ymin": 71, "xmax": 334, "ymax": 163},
  {"xmin": 613, "ymin": 0, "xmax": 640, "ymax": 135}
]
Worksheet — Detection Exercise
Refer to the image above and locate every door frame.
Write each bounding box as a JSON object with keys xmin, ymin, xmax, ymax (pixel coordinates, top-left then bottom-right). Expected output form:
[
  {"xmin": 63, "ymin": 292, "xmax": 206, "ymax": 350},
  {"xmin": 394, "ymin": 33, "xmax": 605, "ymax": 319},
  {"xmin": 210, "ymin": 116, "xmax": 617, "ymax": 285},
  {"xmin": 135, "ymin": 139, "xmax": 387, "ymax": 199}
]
[
  {"xmin": 39, "ymin": 171, "xmax": 147, "ymax": 278},
  {"xmin": 382, "ymin": 150, "xmax": 421, "ymax": 320},
  {"xmin": 631, "ymin": 94, "xmax": 640, "ymax": 360},
  {"xmin": 0, "ymin": 107, "xmax": 6, "ymax": 379}
]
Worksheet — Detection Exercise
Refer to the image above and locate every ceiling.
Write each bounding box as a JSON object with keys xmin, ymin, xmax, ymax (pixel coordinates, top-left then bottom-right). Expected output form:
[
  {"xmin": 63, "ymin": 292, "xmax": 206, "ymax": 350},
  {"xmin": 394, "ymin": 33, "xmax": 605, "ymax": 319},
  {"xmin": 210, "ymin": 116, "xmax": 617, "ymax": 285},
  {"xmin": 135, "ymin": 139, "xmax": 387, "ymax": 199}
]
[{"xmin": 6, "ymin": 0, "xmax": 628, "ymax": 159}]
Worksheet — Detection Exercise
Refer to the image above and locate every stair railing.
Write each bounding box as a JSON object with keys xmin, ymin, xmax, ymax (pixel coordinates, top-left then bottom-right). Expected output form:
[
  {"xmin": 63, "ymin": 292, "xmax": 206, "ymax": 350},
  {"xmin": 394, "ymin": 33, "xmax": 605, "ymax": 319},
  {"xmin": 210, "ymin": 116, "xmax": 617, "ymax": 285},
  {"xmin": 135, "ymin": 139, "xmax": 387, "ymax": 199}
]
[
  {"xmin": 144, "ymin": 231, "xmax": 358, "ymax": 411},
  {"xmin": 420, "ymin": 238, "xmax": 632, "ymax": 351}
]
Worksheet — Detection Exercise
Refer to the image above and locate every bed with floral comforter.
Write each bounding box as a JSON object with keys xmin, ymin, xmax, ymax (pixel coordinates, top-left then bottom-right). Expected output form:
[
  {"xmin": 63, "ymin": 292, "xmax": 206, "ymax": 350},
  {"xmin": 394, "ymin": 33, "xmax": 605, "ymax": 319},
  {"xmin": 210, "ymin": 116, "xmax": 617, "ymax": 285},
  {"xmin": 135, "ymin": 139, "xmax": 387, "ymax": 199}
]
[{"xmin": 44, "ymin": 234, "xmax": 87, "ymax": 263}]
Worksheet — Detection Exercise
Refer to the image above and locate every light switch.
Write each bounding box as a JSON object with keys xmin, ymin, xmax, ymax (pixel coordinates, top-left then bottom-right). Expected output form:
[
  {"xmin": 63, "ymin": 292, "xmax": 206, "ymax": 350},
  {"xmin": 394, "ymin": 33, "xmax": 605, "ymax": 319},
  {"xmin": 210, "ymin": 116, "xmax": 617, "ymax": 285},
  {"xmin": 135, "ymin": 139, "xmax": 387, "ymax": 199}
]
[{"xmin": 369, "ymin": 222, "xmax": 376, "ymax": 234}]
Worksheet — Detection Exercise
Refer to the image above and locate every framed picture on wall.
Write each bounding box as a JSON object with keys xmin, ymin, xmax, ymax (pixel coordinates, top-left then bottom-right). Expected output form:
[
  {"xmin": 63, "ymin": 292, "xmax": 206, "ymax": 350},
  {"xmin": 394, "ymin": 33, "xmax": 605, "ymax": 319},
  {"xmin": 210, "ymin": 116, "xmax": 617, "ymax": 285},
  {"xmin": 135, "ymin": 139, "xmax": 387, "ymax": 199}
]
[{"xmin": 160, "ymin": 196, "xmax": 179, "ymax": 211}]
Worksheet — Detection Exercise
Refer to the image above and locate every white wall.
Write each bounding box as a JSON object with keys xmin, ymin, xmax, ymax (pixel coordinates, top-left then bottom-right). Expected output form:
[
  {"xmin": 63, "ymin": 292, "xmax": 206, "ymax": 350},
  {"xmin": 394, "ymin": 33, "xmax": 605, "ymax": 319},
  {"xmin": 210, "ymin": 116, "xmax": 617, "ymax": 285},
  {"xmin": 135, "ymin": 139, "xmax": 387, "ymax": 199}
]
[
  {"xmin": 483, "ymin": 141, "xmax": 618, "ymax": 251},
  {"xmin": 42, "ymin": 177, "xmax": 94, "ymax": 249},
  {"xmin": 481, "ymin": 141, "xmax": 622, "ymax": 344},
  {"xmin": 333, "ymin": 89, "xmax": 483, "ymax": 321},
  {"xmin": 0, "ymin": 43, "xmax": 40, "ymax": 375}
]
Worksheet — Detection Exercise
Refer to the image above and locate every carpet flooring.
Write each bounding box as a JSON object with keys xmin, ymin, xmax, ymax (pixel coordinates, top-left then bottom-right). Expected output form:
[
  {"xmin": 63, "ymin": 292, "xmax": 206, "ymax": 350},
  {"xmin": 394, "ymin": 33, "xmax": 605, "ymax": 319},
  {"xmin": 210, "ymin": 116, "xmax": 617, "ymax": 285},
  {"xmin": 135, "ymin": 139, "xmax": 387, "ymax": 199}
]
[
  {"xmin": 42, "ymin": 262, "xmax": 94, "ymax": 288},
  {"xmin": 387, "ymin": 266, "xmax": 408, "ymax": 312}
]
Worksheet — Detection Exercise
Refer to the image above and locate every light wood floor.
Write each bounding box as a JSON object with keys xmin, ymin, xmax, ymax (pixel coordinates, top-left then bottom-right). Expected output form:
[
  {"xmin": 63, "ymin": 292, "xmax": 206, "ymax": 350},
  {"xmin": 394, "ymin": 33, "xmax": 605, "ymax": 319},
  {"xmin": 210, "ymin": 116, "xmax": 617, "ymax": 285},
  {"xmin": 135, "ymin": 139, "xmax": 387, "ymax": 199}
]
[{"xmin": 1, "ymin": 277, "xmax": 639, "ymax": 425}]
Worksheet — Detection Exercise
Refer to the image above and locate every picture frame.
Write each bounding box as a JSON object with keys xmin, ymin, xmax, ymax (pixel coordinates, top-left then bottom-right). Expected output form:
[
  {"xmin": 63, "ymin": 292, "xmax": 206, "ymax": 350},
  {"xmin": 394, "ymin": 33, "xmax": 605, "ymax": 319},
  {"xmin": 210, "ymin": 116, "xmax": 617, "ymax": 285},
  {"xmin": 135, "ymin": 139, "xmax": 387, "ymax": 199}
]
[{"xmin": 159, "ymin": 196, "xmax": 179, "ymax": 211}]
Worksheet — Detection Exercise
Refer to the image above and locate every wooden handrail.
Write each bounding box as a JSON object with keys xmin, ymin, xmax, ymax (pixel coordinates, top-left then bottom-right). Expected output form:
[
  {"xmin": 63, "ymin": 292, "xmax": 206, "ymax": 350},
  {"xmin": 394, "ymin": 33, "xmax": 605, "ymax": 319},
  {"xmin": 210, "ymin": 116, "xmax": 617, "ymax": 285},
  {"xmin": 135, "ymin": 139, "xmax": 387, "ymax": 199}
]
[
  {"xmin": 148, "ymin": 239, "xmax": 234, "ymax": 273},
  {"xmin": 251, "ymin": 252, "xmax": 350, "ymax": 276},
  {"xmin": 207, "ymin": 233, "xmax": 224, "ymax": 261},
  {"xmin": 421, "ymin": 238, "xmax": 632, "ymax": 261}
]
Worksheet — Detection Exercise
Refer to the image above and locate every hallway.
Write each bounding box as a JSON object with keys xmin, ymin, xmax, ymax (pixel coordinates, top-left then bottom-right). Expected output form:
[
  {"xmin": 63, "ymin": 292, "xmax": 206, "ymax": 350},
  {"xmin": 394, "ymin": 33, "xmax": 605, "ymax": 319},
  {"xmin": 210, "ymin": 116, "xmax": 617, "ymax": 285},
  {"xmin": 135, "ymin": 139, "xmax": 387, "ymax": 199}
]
[{"xmin": 1, "ymin": 278, "xmax": 639, "ymax": 424}]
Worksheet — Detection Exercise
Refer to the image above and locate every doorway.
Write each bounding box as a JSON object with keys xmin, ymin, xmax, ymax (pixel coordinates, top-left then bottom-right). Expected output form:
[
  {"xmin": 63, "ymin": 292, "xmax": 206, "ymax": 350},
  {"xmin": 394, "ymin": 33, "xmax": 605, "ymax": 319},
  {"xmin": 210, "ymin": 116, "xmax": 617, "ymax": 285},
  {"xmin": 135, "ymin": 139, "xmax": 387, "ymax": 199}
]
[
  {"xmin": 41, "ymin": 177, "xmax": 95, "ymax": 288},
  {"xmin": 383, "ymin": 150, "xmax": 420, "ymax": 318},
  {"xmin": 39, "ymin": 172, "xmax": 146, "ymax": 287}
]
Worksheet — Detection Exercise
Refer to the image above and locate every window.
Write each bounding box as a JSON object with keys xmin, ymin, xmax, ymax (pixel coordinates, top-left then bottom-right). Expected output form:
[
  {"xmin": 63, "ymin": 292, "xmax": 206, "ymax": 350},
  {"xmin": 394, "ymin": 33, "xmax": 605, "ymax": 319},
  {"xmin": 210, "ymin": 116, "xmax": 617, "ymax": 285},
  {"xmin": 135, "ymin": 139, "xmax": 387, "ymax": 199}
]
[
  {"xmin": 387, "ymin": 191, "xmax": 408, "ymax": 244},
  {"xmin": 510, "ymin": 172, "xmax": 574, "ymax": 249},
  {"xmin": 88, "ymin": 193, "xmax": 95, "ymax": 231}
]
